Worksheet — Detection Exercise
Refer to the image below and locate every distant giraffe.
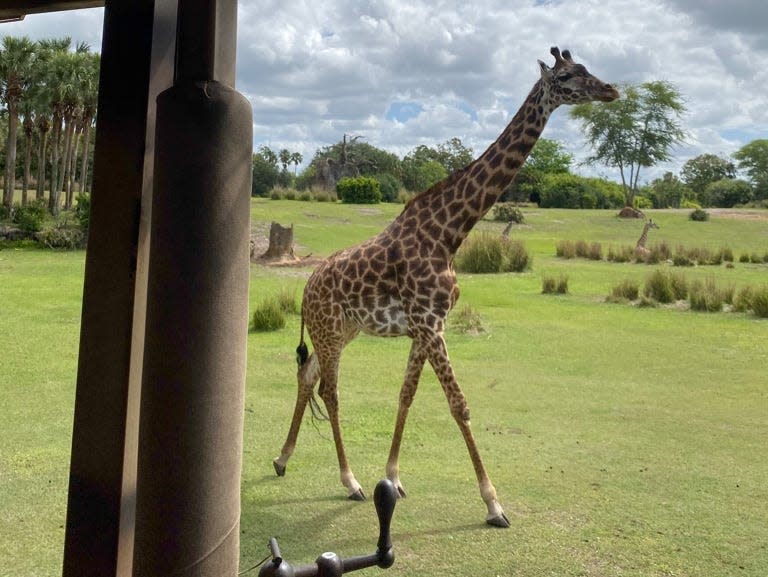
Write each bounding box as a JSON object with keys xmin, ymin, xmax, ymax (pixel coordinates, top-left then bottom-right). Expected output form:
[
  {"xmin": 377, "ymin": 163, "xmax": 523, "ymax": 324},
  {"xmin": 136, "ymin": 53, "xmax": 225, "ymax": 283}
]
[
  {"xmin": 634, "ymin": 219, "xmax": 660, "ymax": 259},
  {"xmin": 273, "ymin": 47, "xmax": 619, "ymax": 528}
]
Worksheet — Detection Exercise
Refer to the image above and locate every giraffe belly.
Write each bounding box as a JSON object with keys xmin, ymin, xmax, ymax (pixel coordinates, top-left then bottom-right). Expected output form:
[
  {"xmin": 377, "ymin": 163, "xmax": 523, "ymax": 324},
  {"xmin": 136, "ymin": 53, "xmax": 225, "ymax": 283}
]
[{"xmin": 345, "ymin": 297, "xmax": 409, "ymax": 337}]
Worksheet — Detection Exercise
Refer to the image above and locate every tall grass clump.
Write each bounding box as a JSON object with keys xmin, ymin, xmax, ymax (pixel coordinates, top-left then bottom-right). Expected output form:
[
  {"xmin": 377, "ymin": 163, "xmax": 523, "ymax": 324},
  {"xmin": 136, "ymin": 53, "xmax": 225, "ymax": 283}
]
[
  {"xmin": 688, "ymin": 278, "xmax": 730, "ymax": 312},
  {"xmin": 251, "ymin": 298, "xmax": 286, "ymax": 331},
  {"xmin": 456, "ymin": 233, "xmax": 530, "ymax": 273},
  {"xmin": 449, "ymin": 304, "xmax": 485, "ymax": 334},
  {"xmin": 252, "ymin": 289, "xmax": 298, "ymax": 332},
  {"xmin": 607, "ymin": 278, "xmax": 640, "ymax": 303},
  {"xmin": 607, "ymin": 244, "xmax": 634, "ymax": 263},
  {"xmin": 750, "ymin": 286, "xmax": 768, "ymax": 318},
  {"xmin": 542, "ymin": 274, "xmax": 569, "ymax": 294},
  {"xmin": 555, "ymin": 239, "xmax": 576, "ymax": 259},
  {"xmin": 643, "ymin": 270, "xmax": 676, "ymax": 303}
]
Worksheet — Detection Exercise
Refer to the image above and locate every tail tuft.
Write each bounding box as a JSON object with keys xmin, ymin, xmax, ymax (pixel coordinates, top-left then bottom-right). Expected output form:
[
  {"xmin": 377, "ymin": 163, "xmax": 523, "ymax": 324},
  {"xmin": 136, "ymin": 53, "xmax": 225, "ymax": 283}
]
[{"xmin": 296, "ymin": 341, "xmax": 309, "ymax": 366}]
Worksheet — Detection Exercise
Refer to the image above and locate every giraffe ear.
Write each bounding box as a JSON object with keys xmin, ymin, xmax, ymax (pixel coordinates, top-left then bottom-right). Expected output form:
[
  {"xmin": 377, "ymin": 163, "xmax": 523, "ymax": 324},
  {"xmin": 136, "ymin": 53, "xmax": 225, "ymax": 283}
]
[{"xmin": 538, "ymin": 60, "xmax": 553, "ymax": 80}]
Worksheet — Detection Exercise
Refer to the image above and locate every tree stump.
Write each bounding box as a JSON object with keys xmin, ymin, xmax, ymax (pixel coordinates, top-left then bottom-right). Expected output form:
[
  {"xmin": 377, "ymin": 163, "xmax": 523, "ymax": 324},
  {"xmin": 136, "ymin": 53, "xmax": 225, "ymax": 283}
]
[{"xmin": 261, "ymin": 221, "xmax": 296, "ymax": 260}]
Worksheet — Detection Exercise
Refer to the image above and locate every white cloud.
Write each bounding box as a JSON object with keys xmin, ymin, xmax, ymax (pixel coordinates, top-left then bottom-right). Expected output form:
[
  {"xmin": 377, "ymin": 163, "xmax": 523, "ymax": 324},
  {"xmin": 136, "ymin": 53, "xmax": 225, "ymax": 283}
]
[{"xmin": 3, "ymin": 0, "xmax": 767, "ymax": 182}]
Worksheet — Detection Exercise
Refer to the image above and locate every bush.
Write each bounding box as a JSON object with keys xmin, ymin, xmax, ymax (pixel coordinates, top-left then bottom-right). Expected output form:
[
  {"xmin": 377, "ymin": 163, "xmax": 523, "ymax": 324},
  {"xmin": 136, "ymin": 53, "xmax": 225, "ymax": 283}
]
[
  {"xmin": 283, "ymin": 189, "xmax": 297, "ymax": 200},
  {"xmin": 609, "ymin": 279, "xmax": 640, "ymax": 302},
  {"xmin": 607, "ymin": 245, "xmax": 634, "ymax": 263},
  {"xmin": 374, "ymin": 173, "xmax": 402, "ymax": 203},
  {"xmin": 12, "ymin": 201, "xmax": 47, "ymax": 234},
  {"xmin": 275, "ymin": 287, "xmax": 298, "ymax": 314},
  {"xmin": 689, "ymin": 208, "xmax": 709, "ymax": 221},
  {"xmin": 751, "ymin": 286, "xmax": 768, "ymax": 318},
  {"xmin": 732, "ymin": 286, "xmax": 754, "ymax": 313},
  {"xmin": 37, "ymin": 226, "xmax": 85, "ymax": 249},
  {"xmin": 336, "ymin": 176, "xmax": 382, "ymax": 204},
  {"xmin": 556, "ymin": 240, "xmax": 576, "ymax": 259},
  {"xmin": 449, "ymin": 304, "xmax": 485, "ymax": 334},
  {"xmin": 542, "ymin": 274, "xmax": 568, "ymax": 294},
  {"xmin": 299, "ymin": 191, "xmax": 312, "ymax": 202},
  {"xmin": 251, "ymin": 298, "xmax": 286, "ymax": 331},
  {"xmin": 270, "ymin": 190, "xmax": 282, "ymax": 200},
  {"xmin": 689, "ymin": 278, "xmax": 727, "ymax": 312},
  {"xmin": 669, "ymin": 271, "xmax": 689, "ymax": 300},
  {"xmin": 492, "ymin": 202, "xmax": 525, "ymax": 224},
  {"xmin": 643, "ymin": 270, "xmax": 675, "ymax": 304},
  {"xmin": 314, "ymin": 191, "xmax": 333, "ymax": 202},
  {"xmin": 75, "ymin": 194, "xmax": 90, "ymax": 232},
  {"xmin": 456, "ymin": 233, "xmax": 530, "ymax": 273},
  {"xmin": 739, "ymin": 253, "xmax": 751, "ymax": 263}
]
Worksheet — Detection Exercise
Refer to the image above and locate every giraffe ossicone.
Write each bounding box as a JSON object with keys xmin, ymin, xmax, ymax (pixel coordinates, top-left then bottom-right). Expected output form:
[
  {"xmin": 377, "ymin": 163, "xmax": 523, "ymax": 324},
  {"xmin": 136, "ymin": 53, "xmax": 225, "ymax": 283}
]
[{"xmin": 272, "ymin": 47, "xmax": 619, "ymax": 528}]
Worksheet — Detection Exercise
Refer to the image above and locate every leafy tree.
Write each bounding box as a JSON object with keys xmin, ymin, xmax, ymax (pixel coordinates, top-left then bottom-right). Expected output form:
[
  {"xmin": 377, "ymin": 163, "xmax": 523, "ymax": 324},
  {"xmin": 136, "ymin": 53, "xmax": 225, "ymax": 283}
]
[
  {"xmin": 680, "ymin": 153, "xmax": 735, "ymax": 201},
  {"xmin": 504, "ymin": 138, "xmax": 572, "ymax": 202},
  {"xmin": 570, "ymin": 81, "xmax": 686, "ymax": 208},
  {"xmin": 646, "ymin": 172, "xmax": 690, "ymax": 208},
  {"xmin": 401, "ymin": 158, "xmax": 446, "ymax": 192},
  {"xmin": 289, "ymin": 151, "xmax": 303, "ymax": 175},
  {"xmin": 1, "ymin": 35, "xmax": 36, "ymax": 209},
  {"xmin": 733, "ymin": 139, "xmax": 768, "ymax": 200},
  {"xmin": 436, "ymin": 137, "xmax": 474, "ymax": 173},
  {"xmin": 252, "ymin": 146, "xmax": 279, "ymax": 196},
  {"xmin": 704, "ymin": 178, "xmax": 752, "ymax": 208}
]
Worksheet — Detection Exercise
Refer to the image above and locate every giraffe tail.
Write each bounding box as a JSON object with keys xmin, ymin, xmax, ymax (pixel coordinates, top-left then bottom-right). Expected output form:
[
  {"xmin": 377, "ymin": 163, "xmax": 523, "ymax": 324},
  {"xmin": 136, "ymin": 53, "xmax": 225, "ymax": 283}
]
[
  {"xmin": 296, "ymin": 314, "xmax": 309, "ymax": 367},
  {"xmin": 295, "ymin": 313, "xmax": 328, "ymax": 422}
]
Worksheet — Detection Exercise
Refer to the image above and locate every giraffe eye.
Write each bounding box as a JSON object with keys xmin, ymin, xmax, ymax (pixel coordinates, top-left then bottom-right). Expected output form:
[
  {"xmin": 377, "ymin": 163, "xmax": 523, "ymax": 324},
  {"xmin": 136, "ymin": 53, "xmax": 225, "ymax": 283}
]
[{"xmin": 558, "ymin": 73, "xmax": 573, "ymax": 81}]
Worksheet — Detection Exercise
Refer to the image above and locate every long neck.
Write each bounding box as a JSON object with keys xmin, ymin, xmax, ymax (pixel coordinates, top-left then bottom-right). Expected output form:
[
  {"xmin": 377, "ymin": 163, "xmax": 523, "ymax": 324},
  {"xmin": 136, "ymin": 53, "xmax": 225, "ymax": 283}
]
[
  {"xmin": 393, "ymin": 79, "xmax": 557, "ymax": 255},
  {"xmin": 637, "ymin": 224, "xmax": 650, "ymax": 248}
]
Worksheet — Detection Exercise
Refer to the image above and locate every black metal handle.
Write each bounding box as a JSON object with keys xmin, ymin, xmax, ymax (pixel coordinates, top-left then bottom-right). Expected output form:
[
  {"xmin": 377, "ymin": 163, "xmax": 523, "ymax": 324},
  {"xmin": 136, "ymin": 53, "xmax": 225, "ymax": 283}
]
[{"xmin": 257, "ymin": 479, "xmax": 397, "ymax": 577}]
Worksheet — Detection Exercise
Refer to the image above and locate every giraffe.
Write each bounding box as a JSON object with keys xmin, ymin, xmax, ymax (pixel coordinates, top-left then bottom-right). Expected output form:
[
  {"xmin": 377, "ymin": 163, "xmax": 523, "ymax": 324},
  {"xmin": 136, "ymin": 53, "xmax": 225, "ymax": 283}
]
[
  {"xmin": 273, "ymin": 47, "xmax": 619, "ymax": 528},
  {"xmin": 634, "ymin": 219, "xmax": 660, "ymax": 260}
]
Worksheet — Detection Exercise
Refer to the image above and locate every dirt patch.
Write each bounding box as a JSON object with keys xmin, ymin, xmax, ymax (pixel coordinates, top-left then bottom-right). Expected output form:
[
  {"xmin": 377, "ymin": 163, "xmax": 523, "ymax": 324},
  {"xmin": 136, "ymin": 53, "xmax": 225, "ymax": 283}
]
[
  {"xmin": 707, "ymin": 208, "xmax": 768, "ymax": 221},
  {"xmin": 250, "ymin": 222, "xmax": 324, "ymax": 268}
]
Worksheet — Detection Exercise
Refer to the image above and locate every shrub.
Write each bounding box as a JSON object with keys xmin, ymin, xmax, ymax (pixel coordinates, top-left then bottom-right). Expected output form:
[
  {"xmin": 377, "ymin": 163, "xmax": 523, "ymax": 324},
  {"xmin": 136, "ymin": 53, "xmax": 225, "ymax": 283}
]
[
  {"xmin": 750, "ymin": 253, "xmax": 763, "ymax": 264},
  {"xmin": 607, "ymin": 245, "xmax": 634, "ymax": 263},
  {"xmin": 375, "ymin": 173, "xmax": 402, "ymax": 203},
  {"xmin": 587, "ymin": 242, "xmax": 603, "ymax": 261},
  {"xmin": 574, "ymin": 239, "xmax": 589, "ymax": 258},
  {"xmin": 689, "ymin": 278, "xmax": 726, "ymax": 312},
  {"xmin": 456, "ymin": 233, "xmax": 530, "ymax": 273},
  {"xmin": 609, "ymin": 279, "xmax": 640, "ymax": 302},
  {"xmin": 251, "ymin": 298, "xmax": 286, "ymax": 331},
  {"xmin": 37, "ymin": 226, "xmax": 84, "ymax": 249},
  {"xmin": 739, "ymin": 253, "xmax": 751, "ymax": 263},
  {"xmin": 336, "ymin": 176, "xmax": 382, "ymax": 204},
  {"xmin": 719, "ymin": 247, "xmax": 735, "ymax": 262},
  {"xmin": 299, "ymin": 191, "xmax": 312, "ymax": 202},
  {"xmin": 492, "ymin": 203, "xmax": 525, "ymax": 224},
  {"xmin": 732, "ymin": 286, "xmax": 754, "ymax": 313},
  {"xmin": 556, "ymin": 240, "xmax": 576, "ymax": 259},
  {"xmin": 449, "ymin": 304, "xmax": 485, "ymax": 334},
  {"xmin": 672, "ymin": 253, "xmax": 694, "ymax": 267},
  {"xmin": 12, "ymin": 201, "xmax": 47, "ymax": 234},
  {"xmin": 283, "ymin": 189, "xmax": 297, "ymax": 201},
  {"xmin": 314, "ymin": 191, "xmax": 332, "ymax": 202},
  {"xmin": 669, "ymin": 271, "xmax": 689, "ymax": 300},
  {"xmin": 75, "ymin": 194, "xmax": 90, "ymax": 233},
  {"xmin": 689, "ymin": 208, "xmax": 709, "ymax": 221},
  {"xmin": 751, "ymin": 286, "xmax": 768, "ymax": 318},
  {"xmin": 542, "ymin": 274, "xmax": 568, "ymax": 294},
  {"xmin": 270, "ymin": 190, "xmax": 282, "ymax": 200},
  {"xmin": 643, "ymin": 270, "xmax": 675, "ymax": 304}
]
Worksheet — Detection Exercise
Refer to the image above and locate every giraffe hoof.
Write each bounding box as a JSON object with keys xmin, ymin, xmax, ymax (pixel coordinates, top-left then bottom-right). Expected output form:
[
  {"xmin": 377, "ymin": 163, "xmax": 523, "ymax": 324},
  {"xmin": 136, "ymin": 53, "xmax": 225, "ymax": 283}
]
[
  {"xmin": 486, "ymin": 513, "xmax": 510, "ymax": 528},
  {"xmin": 348, "ymin": 488, "xmax": 367, "ymax": 501},
  {"xmin": 395, "ymin": 485, "xmax": 407, "ymax": 499},
  {"xmin": 273, "ymin": 460, "xmax": 286, "ymax": 477}
]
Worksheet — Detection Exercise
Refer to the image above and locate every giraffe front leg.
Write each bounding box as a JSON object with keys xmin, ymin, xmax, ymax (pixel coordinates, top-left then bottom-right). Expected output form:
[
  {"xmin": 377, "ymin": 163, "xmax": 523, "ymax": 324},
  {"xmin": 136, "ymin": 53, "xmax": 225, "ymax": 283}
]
[
  {"xmin": 273, "ymin": 354, "xmax": 319, "ymax": 476},
  {"xmin": 426, "ymin": 332, "xmax": 510, "ymax": 528},
  {"xmin": 386, "ymin": 338, "xmax": 427, "ymax": 499}
]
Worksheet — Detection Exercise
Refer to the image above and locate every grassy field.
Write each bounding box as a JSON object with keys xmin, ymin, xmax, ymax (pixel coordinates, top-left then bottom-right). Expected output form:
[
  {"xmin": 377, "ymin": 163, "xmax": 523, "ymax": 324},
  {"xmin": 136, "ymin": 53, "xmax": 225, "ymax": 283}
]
[{"xmin": 2, "ymin": 201, "xmax": 767, "ymax": 576}]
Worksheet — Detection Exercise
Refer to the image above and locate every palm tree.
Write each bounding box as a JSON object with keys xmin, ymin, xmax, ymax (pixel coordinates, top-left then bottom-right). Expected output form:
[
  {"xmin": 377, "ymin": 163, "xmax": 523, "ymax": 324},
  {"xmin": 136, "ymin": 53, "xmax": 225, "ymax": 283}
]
[
  {"xmin": 76, "ymin": 51, "xmax": 99, "ymax": 195},
  {"xmin": 47, "ymin": 49, "xmax": 78, "ymax": 215},
  {"xmin": 34, "ymin": 37, "xmax": 70, "ymax": 204},
  {"xmin": 290, "ymin": 151, "xmax": 303, "ymax": 175},
  {"xmin": 0, "ymin": 35, "xmax": 36, "ymax": 209}
]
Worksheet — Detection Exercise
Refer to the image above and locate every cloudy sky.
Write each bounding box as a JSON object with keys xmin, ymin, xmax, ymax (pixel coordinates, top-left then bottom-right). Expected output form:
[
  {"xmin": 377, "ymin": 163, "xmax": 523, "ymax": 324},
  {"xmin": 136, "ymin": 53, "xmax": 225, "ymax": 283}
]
[{"xmin": 4, "ymin": 0, "xmax": 767, "ymax": 182}]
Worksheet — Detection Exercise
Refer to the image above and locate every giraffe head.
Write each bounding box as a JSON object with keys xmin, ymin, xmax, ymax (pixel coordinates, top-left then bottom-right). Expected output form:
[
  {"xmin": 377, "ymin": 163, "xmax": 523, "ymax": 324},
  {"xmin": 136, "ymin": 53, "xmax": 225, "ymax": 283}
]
[
  {"xmin": 646, "ymin": 219, "xmax": 660, "ymax": 230},
  {"xmin": 538, "ymin": 46, "xmax": 620, "ymax": 105}
]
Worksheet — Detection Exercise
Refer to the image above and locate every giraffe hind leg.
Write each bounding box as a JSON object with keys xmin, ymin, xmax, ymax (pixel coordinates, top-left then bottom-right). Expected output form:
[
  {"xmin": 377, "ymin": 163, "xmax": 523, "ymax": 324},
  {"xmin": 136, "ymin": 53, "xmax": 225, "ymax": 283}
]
[{"xmin": 273, "ymin": 353, "xmax": 320, "ymax": 476}]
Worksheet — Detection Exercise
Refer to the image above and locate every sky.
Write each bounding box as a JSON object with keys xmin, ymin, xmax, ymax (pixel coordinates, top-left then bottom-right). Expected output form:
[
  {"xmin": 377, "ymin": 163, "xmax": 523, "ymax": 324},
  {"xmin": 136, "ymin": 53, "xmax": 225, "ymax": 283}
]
[{"xmin": 4, "ymin": 0, "xmax": 768, "ymax": 183}]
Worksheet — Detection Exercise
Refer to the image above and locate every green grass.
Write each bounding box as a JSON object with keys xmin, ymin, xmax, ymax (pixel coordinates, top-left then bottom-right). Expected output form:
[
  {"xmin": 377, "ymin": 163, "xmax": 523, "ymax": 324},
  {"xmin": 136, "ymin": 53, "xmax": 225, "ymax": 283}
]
[{"xmin": 2, "ymin": 205, "xmax": 768, "ymax": 577}]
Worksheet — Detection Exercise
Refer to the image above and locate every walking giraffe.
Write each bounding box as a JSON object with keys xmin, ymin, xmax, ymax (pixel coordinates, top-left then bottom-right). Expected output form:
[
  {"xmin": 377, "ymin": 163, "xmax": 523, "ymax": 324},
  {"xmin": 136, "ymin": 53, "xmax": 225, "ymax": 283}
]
[
  {"xmin": 273, "ymin": 47, "xmax": 619, "ymax": 527},
  {"xmin": 634, "ymin": 219, "xmax": 660, "ymax": 260}
]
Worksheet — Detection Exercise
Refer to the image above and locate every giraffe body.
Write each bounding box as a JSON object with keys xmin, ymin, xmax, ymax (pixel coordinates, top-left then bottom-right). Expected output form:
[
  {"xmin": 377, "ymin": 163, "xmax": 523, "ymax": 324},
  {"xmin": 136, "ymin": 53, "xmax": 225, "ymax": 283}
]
[{"xmin": 273, "ymin": 47, "xmax": 619, "ymax": 527}]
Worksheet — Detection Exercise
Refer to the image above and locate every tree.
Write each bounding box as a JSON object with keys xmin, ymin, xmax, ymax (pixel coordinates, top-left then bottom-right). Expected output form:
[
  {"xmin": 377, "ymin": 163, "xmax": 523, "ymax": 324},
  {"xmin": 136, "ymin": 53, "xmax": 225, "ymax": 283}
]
[
  {"xmin": 705, "ymin": 178, "xmax": 752, "ymax": 208},
  {"xmin": 436, "ymin": 137, "xmax": 474, "ymax": 173},
  {"xmin": 252, "ymin": 146, "xmax": 279, "ymax": 196},
  {"xmin": 733, "ymin": 139, "xmax": 768, "ymax": 200},
  {"xmin": 680, "ymin": 153, "xmax": 735, "ymax": 202},
  {"xmin": 1, "ymin": 35, "xmax": 36, "ymax": 209},
  {"xmin": 570, "ymin": 81, "xmax": 686, "ymax": 209},
  {"xmin": 646, "ymin": 172, "xmax": 689, "ymax": 208},
  {"xmin": 503, "ymin": 138, "xmax": 572, "ymax": 203},
  {"xmin": 289, "ymin": 151, "xmax": 303, "ymax": 175}
]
